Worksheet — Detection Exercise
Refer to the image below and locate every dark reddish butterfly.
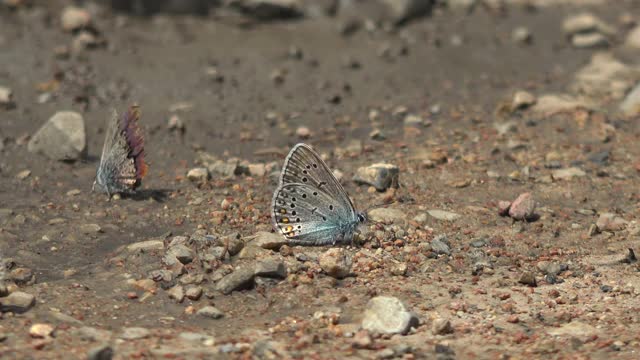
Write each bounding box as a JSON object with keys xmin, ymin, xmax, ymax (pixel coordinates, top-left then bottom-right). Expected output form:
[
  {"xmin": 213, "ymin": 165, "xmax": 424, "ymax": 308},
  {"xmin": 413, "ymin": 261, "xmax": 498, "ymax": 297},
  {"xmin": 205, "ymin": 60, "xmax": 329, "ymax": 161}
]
[{"xmin": 93, "ymin": 105, "xmax": 148, "ymax": 197}]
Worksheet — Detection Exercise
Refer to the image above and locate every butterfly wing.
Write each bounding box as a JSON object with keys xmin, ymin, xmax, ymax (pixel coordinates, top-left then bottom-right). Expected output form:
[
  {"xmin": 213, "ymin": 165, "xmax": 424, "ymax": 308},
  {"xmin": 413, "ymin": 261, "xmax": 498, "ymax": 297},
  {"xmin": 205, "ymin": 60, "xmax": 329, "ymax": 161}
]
[
  {"xmin": 279, "ymin": 143, "xmax": 356, "ymax": 214},
  {"xmin": 95, "ymin": 106, "xmax": 147, "ymax": 193},
  {"xmin": 271, "ymin": 143, "xmax": 359, "ymax": 245},
  {"xmin": 272, "ymin": 183, "xmax": 358, "ymax": 245}
]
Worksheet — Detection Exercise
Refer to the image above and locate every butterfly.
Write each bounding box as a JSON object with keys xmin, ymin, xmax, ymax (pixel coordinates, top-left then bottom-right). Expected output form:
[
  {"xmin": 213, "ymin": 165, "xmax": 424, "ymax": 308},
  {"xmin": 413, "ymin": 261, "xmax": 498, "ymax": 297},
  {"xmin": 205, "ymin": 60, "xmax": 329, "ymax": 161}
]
[
  {"xmin": 271, "ymin": 143, "xmax": 367, "ymax": 245},
  {"xmin": 93, "ymin": 105, "xmax": 148, "ymax": 197}
]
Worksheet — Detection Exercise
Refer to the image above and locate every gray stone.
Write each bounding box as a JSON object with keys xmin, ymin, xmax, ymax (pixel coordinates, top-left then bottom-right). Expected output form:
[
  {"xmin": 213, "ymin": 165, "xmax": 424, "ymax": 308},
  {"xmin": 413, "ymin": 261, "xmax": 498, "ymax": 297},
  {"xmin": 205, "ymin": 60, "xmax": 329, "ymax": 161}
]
[
  {"xmin": 547, "ymin": 321, "xmax": 598, "ymax": 337},
  {"xmin": 536, "ymin": 261, "xmax": 565, "ymax": 276},
  {"xmin": 0, "ymin": 291, "xmax": 35, "ymax": 313},
  {"xmin": 167, "ymin": 285, "xmax": 185, "ymax": 303},
  {"xmin": 430, "ymin": 235, "xmax": 451, "ymax": 255},
  {"xmin": 552, "ymin": 167, "xmax": 586, "ymax": 180},
  {"xmin": 187, "ymin": 168, "xmax": 209, "ymax": 182},
  {"xmin": 427, "ymin": 209, "xmax": 460, "ymax": 221},
  {"xmin": 620, "ymin": 81, "xmax": 640, "ymax": 115},
  {"xmin": 532, "ymin": 94, "xmax": 595, "ymax": 116},
  {"xmin": 353, "ymin": 163, "xmax": 399, "ymax": 191},
  {"xmin": 221, "ymin": 233, "xmax": 245, "ymax": 256},
  {"xmin": 0, "ymin": 86, "xmax": 13, "ymax": 108},
  {"xmin": 178, "ymin": 332, "xmax": 215, "ymax": 344},
  {"xmin": 74, "ymin": 327, "xmax": 113, "ymax": 342},
  {"xmin": 596, "ymin": 213, "xmax": 627, "ymax": 232},
  {"xmin": 367, "ymin": 208, "xmax": 407, "ymax": 224},
  {"xmin": 197, "ymin": 306, "xmax": 224, "ymax": 319},
  {"xmin": 379, "ymin": 0, "xmax": 433, "ymax": 24},
  {"xmin": 126, "ymin": 240, "xmax": 164, "ymax": 252},
  {"xmin": 120, "ymin": 327, "xmax": 150, "ymax": 340},
  {"xmin": 228, "ymin": 0, "xmax": 302, "ymax": 20},
  {"xmin": 87, "ymin": 345, "xmax": 113, "ymax": 360},
  {"xmin": 165, "ymin": 244, "xmax": 194, "ymax": 265},
  {"xmin": 28, "ymin": 111, "xmax": 87, "ymax": 161},
  {"xmin": 185, "ymin": 286, "xmax": 203, "ymax": 301},
  {"xmin": 252, "ymin": 231, "xmax": 287, "ymax": 250},
  {"xmin": 447, "ymin": 0, "xmax": 476, "ymax": 12},
  {"xmin": 512, "ymin": 90, "xmax": 536, "ymax": 110},
  {"xmin": 432, "ymin": 318, "xmax": 453, "ymax": 335},
  {"xmin": 625, "ymin": 25, "xmax": 640, "ymax": 49},
  {"xmin": 562, "ymin": 13, "xmax": 613, "ymax": 36},
  {"xmin": 61, "ymin": 6, "xmax": 91, "ymax": 31},
  {"xmin": 8, "ymin": 267, "xmax": 35, "ymax": 285},
  {"xmin": 319, "ymin": 248, "xmax": 352, "ymax": 278},
  {"xmin": 254, "ymin": 259, "xmax": 287, "ymax": 279},
  {"xmin": 572, "ymin": 33, "xmax": 608, "ymax": 48},
  {"xmin": 571, "ymin": 53, "xmax": 639, "ymax": 99},
  {"xmin": 80, "ymin": 223, "xmax": 102, "ymax": 234},
  {"xmin": 215, "ymin": 267, "xmax": 255, "ymax": 294},
  {"xmin": 518, "ymin": 272, "xmax": 537, "ymax": 287},
  {"xmin": 511, "ymin": 27, "xmax": 532, "ymax": 44},
  {"xmin": 361, "ymin": 296, "xmax": 419, "ymax": 335}
]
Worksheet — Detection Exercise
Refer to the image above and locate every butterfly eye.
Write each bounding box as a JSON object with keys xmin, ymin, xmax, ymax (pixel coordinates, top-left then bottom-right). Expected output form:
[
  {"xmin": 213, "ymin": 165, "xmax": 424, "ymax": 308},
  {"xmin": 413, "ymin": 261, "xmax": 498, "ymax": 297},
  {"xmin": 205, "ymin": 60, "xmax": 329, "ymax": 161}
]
[
  {"xmin": 329, "ymin": 205, "xmax": 334, "ymax": 211},
  {"xmin": 302, "ymin": 194, "xmax": 307, "ymax": 198},
  {"xmin": 313, "ymin": 191, "xmax": 318, "ymax": 196},
  {"xmin": 290, "ymin": 204, "xmax": 295, "ymax": 208},
  {"xmin": 303, "ymin": 170, "xmax": 308, "ymax": 175},
  {"xmin": 322, "ymin": 216, "xmax": 327, "ymax": 221},
  {"xmin": 306, "ymin": 165, "xmax": 311, "ymax": 169},
  {"xmin": 292, "ymin": 197, "xmax": 296, "ymax": 202},
  {"xmin": 296, "ymin": 218, "xmax": 301, "ymax": 222},
  {"xmin": 302, "ymin": 177, "xmax": 308, "ymax": 182},
  {"xmin": 312, "ymin": 164, "xmax": 318, "ymax": 168},
  {"xmin": 292, "ymin": 211, "xmax": 297, "ymax": 215}
]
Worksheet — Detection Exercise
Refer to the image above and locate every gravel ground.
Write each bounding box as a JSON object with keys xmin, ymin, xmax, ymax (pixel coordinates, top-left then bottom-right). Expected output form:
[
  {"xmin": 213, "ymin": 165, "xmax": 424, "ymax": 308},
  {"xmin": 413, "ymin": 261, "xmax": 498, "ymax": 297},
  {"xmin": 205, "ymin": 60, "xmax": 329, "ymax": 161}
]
[{"xmin": 1, "ymin": 0, "xmax": 640, "ymax": 359}]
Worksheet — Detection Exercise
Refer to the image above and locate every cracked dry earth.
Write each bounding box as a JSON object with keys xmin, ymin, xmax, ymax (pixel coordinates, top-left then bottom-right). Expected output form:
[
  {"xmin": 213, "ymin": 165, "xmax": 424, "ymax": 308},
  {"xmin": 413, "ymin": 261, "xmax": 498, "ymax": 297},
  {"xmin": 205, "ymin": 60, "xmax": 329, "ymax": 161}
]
[{"xmin": 1, "ymin": 0, "xmax": 640, "ymax": 359}]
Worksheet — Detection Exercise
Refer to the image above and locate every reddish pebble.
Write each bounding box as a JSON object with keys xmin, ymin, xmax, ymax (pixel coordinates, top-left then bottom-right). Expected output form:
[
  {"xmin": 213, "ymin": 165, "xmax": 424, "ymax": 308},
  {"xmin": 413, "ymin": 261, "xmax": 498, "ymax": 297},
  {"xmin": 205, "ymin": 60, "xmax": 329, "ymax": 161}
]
[
  {"xmin": 127, "ymin": 292, "xmax": 138, "ymax": 299},
  {"xmin": 508, "ymin": 192, "xmax": 536, "ymax": 220},
  {"xmin": 497, "ymin": 201, "xmax": 511, "ymax": 216},
  {"xmin": 507, "ymin": 315, "xmax": 519, "ymax": 323}
]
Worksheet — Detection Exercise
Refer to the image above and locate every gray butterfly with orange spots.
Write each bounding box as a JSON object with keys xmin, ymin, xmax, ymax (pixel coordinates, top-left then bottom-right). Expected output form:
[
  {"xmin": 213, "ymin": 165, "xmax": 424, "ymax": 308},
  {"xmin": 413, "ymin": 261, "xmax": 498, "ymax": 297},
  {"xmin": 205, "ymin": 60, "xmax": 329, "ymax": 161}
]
[{"xmin": 271, "ymin": 143, "xmax": 366, "ymax": 245}]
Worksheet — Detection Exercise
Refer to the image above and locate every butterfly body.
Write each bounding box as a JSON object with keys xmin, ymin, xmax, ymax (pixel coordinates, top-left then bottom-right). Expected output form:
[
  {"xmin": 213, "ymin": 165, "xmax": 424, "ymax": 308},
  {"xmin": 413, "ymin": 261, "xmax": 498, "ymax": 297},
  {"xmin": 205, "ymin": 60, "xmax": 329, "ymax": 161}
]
[
  {"xmin": 272, "ymin": 143, "xmax": 366, "ymax": 245},
  {"xmin": 93, "ymin": 105, "xmax": 147, "ymax": 196}
]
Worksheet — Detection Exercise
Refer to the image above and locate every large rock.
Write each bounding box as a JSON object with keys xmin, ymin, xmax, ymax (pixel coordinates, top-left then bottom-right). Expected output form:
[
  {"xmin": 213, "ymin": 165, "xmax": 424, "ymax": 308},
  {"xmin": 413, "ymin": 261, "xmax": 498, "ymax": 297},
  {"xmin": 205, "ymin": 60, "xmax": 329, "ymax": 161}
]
[
  {"xmin": 361, "ymin": 296, "xmax": 419, "ymax": 335},
  {"xmin": 353, "ymin": 163, "xmax": 399, "ymax": 191},
  {"xmin": 28, "ymin": 111, "xmax": 87, "ymax": 161}
]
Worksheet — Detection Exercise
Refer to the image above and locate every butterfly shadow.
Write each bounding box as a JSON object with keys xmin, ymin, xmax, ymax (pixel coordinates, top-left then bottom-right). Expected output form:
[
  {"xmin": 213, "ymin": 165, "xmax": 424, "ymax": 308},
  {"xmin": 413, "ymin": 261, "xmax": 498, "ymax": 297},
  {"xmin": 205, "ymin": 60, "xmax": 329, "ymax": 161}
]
[{"xmin": 124, "ymin": 189, "xmax": 172, "ymax": 202}]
